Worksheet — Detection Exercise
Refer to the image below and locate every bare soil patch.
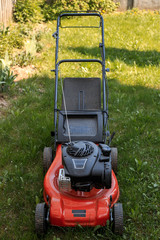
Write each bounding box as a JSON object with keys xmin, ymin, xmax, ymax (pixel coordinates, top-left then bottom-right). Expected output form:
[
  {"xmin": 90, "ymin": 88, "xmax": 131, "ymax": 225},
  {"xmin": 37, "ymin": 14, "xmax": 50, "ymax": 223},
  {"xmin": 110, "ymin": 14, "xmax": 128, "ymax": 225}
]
[{"xmin": 11, "ymin": 65, "xmax": 37, "ymax": 82}]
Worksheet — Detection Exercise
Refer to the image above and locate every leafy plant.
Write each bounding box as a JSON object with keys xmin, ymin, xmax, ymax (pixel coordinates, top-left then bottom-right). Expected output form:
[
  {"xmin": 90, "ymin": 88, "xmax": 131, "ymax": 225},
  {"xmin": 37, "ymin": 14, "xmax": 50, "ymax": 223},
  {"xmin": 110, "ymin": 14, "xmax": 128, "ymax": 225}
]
[
  {"xmin": 0, "ymin": 26, "xmax": 9, "ymax": 35},
  {"xmin": 0, "ymin": 67, "xmax": 17, "ymax": 92},
  {"xmin": 0, "ymin": 52, "xmax": 17, "ymax": 92},
  {"xmin": 0, "ymin": 52, "xmax": 11, "ymax": 69}
]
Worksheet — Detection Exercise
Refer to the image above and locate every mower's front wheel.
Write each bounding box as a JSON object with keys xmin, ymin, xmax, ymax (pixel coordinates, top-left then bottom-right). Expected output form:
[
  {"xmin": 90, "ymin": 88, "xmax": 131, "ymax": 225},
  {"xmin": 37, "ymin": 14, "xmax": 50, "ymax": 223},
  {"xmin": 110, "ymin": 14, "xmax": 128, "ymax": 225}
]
[
  {"xmin": 113, "ymin": 203, "xmax": 123, "ymax": 235},
  {"xmin": 111, "ymin": 147, "xmax": 118, "ymax": 174},
  {"xmin": 35, "ymin": 202, "xmax": 48, "ymax": 235},
  {"xmin": 43, "ymin": 147, "xmax": 53, "ymax": 174}
]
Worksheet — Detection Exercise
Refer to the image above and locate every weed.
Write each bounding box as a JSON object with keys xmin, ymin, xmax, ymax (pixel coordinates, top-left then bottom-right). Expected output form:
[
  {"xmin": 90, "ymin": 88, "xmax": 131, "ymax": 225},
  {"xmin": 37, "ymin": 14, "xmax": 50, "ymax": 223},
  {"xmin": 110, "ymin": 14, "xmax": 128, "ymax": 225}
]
[
  {"xmin": 0, "ymin": 25, "xmax": 9, "ymax": 35},
  {"xmin": 0, "ymin": 52, "xmax": 17, "ymax": 92},
  {"xmin": 12, "ymin": 51, "xmax": 33, "ymax": 67},
  {"xmin": 36, "ymin": 42, "xmax": 43, "ymax": 53},
  {"xmin": 25, "ymin": 36, "xmax": 37, "ymax": 56},
  {"xmin": 0, "ymin": 67, "xmax": 16, "ymax": 92},
  {"xmin": 12, "ymin": 36, "xmax": 38, "ymax": 67},
  {"xmin": 35, "ymin": 31, "xmax": 43, "ymax": 42}
]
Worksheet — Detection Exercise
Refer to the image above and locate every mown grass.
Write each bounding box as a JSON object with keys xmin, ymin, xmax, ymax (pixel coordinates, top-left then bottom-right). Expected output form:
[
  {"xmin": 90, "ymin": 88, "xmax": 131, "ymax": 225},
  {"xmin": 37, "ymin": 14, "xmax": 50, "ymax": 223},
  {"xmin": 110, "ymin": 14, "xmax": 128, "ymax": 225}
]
[{"xmin": 0, "ymin": 12, "xmax": 160, "ymax": 240}]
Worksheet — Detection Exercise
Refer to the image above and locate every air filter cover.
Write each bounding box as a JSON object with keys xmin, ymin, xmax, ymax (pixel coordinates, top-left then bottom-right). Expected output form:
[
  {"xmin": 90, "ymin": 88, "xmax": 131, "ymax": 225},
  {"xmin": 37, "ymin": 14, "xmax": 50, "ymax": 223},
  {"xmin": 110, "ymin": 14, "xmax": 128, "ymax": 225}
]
[
  {"xmin": 67, "ymin": 141, "xmax": 94, "ymax": 157},
  {"xmin": 62, "ymin": 141, "xmax": 99, "ymax": 177}
]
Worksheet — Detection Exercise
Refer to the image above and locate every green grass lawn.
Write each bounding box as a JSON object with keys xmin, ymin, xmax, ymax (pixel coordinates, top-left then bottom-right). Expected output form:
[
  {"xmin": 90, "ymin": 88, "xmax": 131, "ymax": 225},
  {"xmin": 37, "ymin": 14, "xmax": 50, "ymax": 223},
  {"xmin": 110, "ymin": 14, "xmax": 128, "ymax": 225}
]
[{"xmin": 0, "ymin": 12, "xmax": 160, "ymax": 240}]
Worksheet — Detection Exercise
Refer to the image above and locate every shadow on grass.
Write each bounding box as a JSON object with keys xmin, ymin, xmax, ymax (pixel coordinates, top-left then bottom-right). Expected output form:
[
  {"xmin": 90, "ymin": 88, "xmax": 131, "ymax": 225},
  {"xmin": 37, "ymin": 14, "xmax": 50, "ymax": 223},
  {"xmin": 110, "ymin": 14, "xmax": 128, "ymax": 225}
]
[
  {"xmin": 107, "ymin": 77, "xmax": 159, "ymax": 117},
  {"xmin": 67, "ymin": 46, "xmax": 160, "ymax": 67}
]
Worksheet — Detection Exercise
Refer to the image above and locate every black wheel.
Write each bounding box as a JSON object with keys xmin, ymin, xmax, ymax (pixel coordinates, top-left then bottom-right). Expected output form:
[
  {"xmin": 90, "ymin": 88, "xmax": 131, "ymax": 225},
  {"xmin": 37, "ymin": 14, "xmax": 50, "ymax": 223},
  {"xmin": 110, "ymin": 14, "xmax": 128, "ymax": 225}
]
[
  {"xmin": 43, "ymin": 147, "xmax": 53, "ymax": 174},
  {"xmin": 111, "ymin": 147, "xmax": 118, "ymax": 174},
  {"xmin": 35, "ymin": 203, "xmax": 48, "ymax": 235},
  {"xmin": 113, "ymin": 203, "xmax": 123, "ymax": 235}
]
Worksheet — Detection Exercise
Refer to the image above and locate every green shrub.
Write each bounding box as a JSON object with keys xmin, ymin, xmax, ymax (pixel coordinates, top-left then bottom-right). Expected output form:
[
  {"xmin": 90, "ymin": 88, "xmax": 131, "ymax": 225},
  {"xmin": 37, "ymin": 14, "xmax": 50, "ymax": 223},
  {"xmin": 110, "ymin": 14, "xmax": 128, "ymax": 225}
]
[
  {"xmin": 42, "ymin": 3, "xmax": 57, "ymax": 21},
  {"xmin": 14, "ymin": 0, "xmax": 43, "ymax": 23},
  {"xmin": 0, "ymin": 25, "xmax": 24, "ymax": 58},
  {"xmin": 0, "ymin": 27, "xmax": 10, "ymax": 58},
  {"xmin": 42, "ymin": 0, "xmax": 119, "ymax": 21},
  {"xmin": 13, "ymin": 0, "xmax": 119, "ymax": 22},
  {"xmin": 9, "ymin": 28, "xmax": 24, "ymax": 50}
]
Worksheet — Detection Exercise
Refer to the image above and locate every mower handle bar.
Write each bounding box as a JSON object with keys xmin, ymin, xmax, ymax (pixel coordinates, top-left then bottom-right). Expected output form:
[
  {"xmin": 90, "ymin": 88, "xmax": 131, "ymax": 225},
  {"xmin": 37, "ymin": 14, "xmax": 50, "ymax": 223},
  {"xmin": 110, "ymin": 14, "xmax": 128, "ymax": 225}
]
[
  {"xmin": 59, "ymin": 12, "xmax": 102, "ymax": 18},
  {"xmin": 59, "ymin": 10, "xmax": 101, "ymax": 14},
  {"xmin": 53, "ymin": 12, "xmax": 108, "ymax": 148},
  {"xmin": 57, "ymin": 59, "xmax": 102, "ymax": 66},
  {"xmin": 58, "ymin": 12, "xmax": 102, "ymax": 29}
]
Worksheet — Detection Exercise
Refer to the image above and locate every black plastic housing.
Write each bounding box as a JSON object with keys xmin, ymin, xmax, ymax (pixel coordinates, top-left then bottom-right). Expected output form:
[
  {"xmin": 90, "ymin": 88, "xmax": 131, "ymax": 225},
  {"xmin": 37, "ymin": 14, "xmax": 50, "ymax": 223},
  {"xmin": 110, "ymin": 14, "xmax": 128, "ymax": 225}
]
[
  {"xmin": 58, "ymin": 111, "xmax": 103, "ymax": 143},
  {"xmin": 57, "ymin": 78, "xmax": 103, "ymax": 143},
  {"xmin": 62, "ymin": 141, "xmax": 112, "ymax": 192}
]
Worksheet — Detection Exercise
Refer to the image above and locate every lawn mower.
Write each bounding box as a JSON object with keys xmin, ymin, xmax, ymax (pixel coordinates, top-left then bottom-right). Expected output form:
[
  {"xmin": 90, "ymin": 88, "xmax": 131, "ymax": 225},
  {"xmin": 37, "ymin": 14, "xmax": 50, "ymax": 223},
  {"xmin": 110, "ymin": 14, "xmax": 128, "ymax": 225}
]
[{"xmin": 35, "ymin": 12, "xmax": 123, "ymax": 236}]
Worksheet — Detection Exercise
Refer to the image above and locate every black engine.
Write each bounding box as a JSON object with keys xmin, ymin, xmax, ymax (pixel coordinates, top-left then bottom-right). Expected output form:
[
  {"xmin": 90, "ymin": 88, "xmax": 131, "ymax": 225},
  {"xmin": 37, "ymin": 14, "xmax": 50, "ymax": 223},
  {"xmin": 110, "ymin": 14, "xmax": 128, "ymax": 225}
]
[{"xmin": 61, "ymin": 141, "xmax": 112, "ymax": 192}]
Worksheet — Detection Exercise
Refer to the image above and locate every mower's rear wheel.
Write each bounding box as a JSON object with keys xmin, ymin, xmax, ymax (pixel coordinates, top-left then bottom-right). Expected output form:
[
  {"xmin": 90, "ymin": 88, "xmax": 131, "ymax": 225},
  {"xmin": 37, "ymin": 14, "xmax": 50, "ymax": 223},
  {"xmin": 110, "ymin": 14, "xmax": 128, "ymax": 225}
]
[
  {"xmin": 113, "ymin": 203, "xmax": 123, "ymax": 235},
  {"xmin": 35, "ymin": 202, "xmax": 48, "ymax": 235},
  {"xmin": 43, "ymin": 147, "xmax": 53, "ymax": 174},
  {"xmin": 111, "ymin": 147, "xmax": 118, "ymax": 174}
]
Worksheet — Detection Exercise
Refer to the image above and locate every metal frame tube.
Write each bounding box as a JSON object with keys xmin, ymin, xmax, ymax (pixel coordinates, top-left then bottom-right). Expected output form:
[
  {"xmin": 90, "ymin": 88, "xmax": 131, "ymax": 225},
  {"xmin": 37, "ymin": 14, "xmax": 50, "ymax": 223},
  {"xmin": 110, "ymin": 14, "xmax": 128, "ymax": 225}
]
[
  {"xmin": 58, "ymin": 59, "xmax": 102, "ymax": 65},
  {"xmin": 60, "ymin": 12, "xmax": 101, "ymax": 18},
  {"xmin": 100, "ymin": 16, "xmax": 107, "ymax": 131},
  {"xmin": 53, "ymin": 12, "xmax": 108, "ymax": 147}
]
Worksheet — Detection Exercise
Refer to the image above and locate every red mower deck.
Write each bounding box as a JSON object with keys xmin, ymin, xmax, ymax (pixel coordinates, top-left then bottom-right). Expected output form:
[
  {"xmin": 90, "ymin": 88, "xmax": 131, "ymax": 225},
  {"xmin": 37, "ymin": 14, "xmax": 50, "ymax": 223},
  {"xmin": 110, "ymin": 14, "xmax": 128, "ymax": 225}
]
[{"xmin": 44, "ymin": 145, "xmax": 119, "ymax": 227}]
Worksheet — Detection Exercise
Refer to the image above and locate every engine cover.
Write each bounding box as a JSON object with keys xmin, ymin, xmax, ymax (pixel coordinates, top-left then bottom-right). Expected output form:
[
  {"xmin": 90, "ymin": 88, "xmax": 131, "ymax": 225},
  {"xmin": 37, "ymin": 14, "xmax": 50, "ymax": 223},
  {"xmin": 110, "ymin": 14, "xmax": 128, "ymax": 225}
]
[{"xmin": 61, "ymin": 141, "xmax": 112, "ymax": 192}]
